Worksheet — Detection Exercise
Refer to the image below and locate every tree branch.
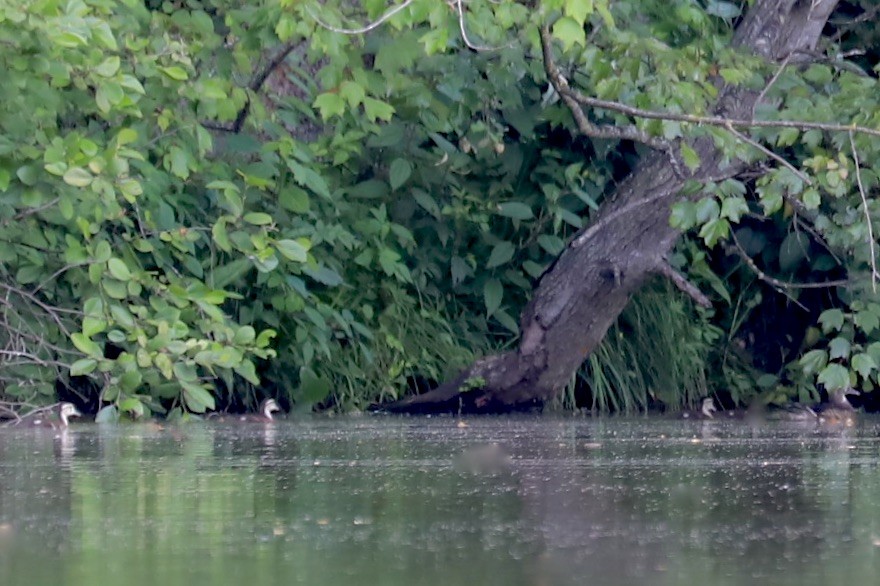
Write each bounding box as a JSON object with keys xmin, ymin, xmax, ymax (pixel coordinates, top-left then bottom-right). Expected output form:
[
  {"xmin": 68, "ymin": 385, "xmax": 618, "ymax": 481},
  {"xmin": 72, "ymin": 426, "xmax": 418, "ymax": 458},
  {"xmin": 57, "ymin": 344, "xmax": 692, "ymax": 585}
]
[
  {"xmin": 539, "ymin": 25, "xmax": 670, "ymax": 151},
  {"xmin": 202, "ymin": 41, "xmax": 301, "ymax": 133},
  {"xmin": 654, "ymin": 261, "xmax": 711, "ymax": 307}
]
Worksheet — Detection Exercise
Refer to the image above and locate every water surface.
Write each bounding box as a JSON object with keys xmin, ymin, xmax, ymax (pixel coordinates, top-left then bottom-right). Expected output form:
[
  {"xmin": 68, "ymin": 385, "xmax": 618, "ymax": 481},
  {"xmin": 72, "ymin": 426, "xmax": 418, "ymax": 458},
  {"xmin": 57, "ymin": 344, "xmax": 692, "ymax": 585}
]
[{"xmin": 2, "ymin": 415, "xmax": 880, "ymax": 585}]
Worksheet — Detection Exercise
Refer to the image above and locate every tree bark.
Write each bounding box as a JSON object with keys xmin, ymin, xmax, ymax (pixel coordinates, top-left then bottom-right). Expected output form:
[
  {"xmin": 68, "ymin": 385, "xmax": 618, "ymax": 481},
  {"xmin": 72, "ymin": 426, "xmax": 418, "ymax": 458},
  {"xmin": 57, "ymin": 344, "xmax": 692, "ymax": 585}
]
[{"xmin": 386, "ymin": 0, "xmax": 840, "ymax": 413}]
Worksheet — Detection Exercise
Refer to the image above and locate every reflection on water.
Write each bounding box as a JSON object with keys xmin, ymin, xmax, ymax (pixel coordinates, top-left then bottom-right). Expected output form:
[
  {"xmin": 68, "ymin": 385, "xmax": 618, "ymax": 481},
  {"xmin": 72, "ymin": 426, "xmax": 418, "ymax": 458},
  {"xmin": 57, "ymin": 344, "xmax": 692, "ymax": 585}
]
[{"xmin": 2, "ymin": 416, "xmax": 880, "ymax": 585}]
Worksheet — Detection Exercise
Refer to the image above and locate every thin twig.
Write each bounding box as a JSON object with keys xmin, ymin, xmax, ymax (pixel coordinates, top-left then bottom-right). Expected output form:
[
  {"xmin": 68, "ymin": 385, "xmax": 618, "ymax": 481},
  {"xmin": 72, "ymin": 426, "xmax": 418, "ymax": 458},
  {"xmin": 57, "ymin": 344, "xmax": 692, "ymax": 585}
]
[
  {"xmin": 725, "ymin": 122, "xmax": 811, "ymax": 185},
  {"xmin": 755, "ymin": 53, "xmax": 791, "ymax": 108},
  {"xmin": 849, "ymin": 130, "xmax": 878, "ymax": 292},
  {"xmin": 729, "ymin": 231, "xmax": 849, "ymax": 292},
  {"xmin": 539, "ymin": 25, "xmax": 668, "ymax": 150},
  {"xmin": 453, "ymin": 0, "xmax": 507, "ymax": 52},
  {"xmin": 654, "ymin": 261, "xmax": 711, "ymax": 307},
  {"xmin": 305, "ymin": 0, "xmax": 417, "ymax": 35}
]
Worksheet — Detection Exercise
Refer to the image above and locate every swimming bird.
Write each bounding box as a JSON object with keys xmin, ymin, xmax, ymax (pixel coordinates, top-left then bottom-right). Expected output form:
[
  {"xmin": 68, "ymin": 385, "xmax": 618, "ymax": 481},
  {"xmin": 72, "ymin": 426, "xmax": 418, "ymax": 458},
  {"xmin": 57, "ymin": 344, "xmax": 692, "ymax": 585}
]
[
  {"xmin": 238, "ymin": 398, "xmax": 282, "ymax": 423},
  {"xmin": 816, "ymin": 387, "xmax": 859, "ymax": 427},
  {"xmin": 27, "ymin": 402, "xmax": 82, "ymax": 429},
  {"xmin": 681, "ymin": 397, "xmax": 717, "ymax": 419}
]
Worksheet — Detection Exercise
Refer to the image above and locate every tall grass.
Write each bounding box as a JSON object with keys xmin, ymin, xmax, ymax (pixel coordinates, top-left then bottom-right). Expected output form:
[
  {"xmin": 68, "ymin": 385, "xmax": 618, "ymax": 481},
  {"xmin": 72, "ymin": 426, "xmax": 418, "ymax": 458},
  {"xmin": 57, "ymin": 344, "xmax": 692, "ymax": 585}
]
[{"xmin": 563, "ymin": 281, "xmax": 723, "ymax": 414}]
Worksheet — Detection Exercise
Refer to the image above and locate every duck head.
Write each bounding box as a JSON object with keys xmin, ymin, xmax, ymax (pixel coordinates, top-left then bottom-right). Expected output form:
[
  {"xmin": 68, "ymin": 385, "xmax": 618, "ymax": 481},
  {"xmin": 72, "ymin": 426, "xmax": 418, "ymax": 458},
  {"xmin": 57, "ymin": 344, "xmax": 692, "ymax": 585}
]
[{"xmin": 58, "ymin": 402, "xmax": 82, "ymax": 427}]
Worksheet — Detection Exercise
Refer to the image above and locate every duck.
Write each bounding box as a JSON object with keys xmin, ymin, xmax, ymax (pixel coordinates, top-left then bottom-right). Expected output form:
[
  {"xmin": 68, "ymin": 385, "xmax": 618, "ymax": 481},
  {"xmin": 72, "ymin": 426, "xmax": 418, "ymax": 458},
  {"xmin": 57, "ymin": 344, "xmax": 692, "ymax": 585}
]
[
  {"xmin": 26, "ymin": 402, "xmax": 82, "ymax": 429},
  {"xmin": 681, "ymin": 397, "xmax": 717, "ymax": 419},
  {"xmin": 237, "ymin": 398, "xmax": 282, "ymax": 423},
  {"xmin": 816, "ymin": 387, "xmax": 859, "ymax": 427}
]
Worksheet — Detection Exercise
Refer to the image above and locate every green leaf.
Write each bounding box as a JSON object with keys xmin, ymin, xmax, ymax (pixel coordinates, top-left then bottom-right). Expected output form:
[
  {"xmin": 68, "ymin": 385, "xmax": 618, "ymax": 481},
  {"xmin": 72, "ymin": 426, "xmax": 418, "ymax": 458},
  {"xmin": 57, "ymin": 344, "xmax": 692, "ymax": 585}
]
[
  {"xmin": 70, "ymin": 358, "xmax": 97, "ymax": 376},
  {"xmin": 389, "ymin": 158, "xmax": 412, "ymax": 191},
  {"xmin": 552, "ymin": 16, "xmax": 586, "ymax": 51},
  {"xmin": 483, "ymin": 279, "xmax": 503, "ymax": 317},
  {"xmin": 487, "ymin": 241, "xmax": 516, "ymax": 269},
  {"xmin": 817, "ymin": 363, "xmax": 850, "ymax": 392},
  {"xmin": 339, "ymin": 81, "xmax": 366, "ymax": 107},
  {"xmin": 564, "ymin": 0, "xmax": 594, "ymax": 26},
  {"xmin": 63, "ymin": 167, "xmax": 93, "ymax": 187},
  {"xmin": 71, "ymin": 333, "xmax": 102, "ymax": 358},
  {"xmin": 852, "ymin": 353, "xmax": 877, "ymax": 379},
  {"xmin": 818, "ymin": 309, "xmax": 845, "ymax": 333},
  {"xmin": 828, "ymin": 337, "xmax": 851, "ymax": 360},
  {"xmin": 95, "ymin": 406, "xmax": 119, "ymax": 424},
  {"xmin": 82, "ymin": 316, "xmax": 107, "ymax": 338},
  {"xmin": 276, "ymin": 239, "xmax": 309, "ymax": 262},
  {"xmin": 313, "ymin": 92, "xmax": 346, "ymax": 120},
  {"xmin": 107, "ymin": 258, "xmax": 132, "ymax": 281},
  {"xmin": 296, "ymin": 367, "xmax": 331, "ymax": 405},
  {"xmin": 497, "ymin": 202, "xmax": 534, "ymax": 220},
  {"xmin": 798, "ymin": 349, "xmax": 827, "ymax": 375},
  {"xmin": 243, "ymin": 212, "xmax": 273, "ymax": 225},
  {"xmin": 680, "ymin": 144, "xmax": 701, "ymax": 171},
  {"xmin": 160, "ymin": 66, "xmax": 188, "ymax": 81},
  {"xmin": 363, "ymin": 97, "xmax": 395, "ymax": 122},
  {"xmin": 183, "ymin": 384, "xmax": 216, "ymax": 413},
  {"xmin": 720, "ymin": 197, "xmax": 748, "ymax": 222}
]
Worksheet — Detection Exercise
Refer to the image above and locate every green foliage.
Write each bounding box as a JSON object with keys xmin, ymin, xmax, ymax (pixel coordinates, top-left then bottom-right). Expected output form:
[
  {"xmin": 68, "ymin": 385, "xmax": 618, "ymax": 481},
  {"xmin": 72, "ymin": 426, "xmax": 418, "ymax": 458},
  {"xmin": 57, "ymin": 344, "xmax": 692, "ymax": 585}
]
[{"xmin": 1, "ymin": 0, "xmax": 879, "ymax": 417}]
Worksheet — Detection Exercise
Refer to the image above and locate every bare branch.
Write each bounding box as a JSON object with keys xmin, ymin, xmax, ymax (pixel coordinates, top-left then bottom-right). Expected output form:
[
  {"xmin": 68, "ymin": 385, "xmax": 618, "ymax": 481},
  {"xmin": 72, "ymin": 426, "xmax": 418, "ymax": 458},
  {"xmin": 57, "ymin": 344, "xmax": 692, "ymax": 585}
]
[
  {"xmin": 724, "ymin": 122, "xmax": 811, "ymax": 185},
  {"xmin": 654, "ymin": 261, "xmax": 711, "ymax": 307},
  {"xmin": 453, "ymin": 0, "xmax": 508, "ymax": 52},
  {"xmin": 202, "ymin": 40, "xmax": 302, "ymax": 133},
  {"xmin": 539, "ymin": 25, "xmax": 669, "ymax": 150},
  {"xmin": 729, "ymin": 231, "xmax": 850, "ymax": 292},
  {"xmin": 306, "ymin": 0, "xmax": 417, "ymax": 35},
  {"xmin": 755, "ymin": 54, "xmax": 792, "ymax": 108},
  {"xmin": 849, "ymin": 130, "xmax": 879, "ymax": 292}
]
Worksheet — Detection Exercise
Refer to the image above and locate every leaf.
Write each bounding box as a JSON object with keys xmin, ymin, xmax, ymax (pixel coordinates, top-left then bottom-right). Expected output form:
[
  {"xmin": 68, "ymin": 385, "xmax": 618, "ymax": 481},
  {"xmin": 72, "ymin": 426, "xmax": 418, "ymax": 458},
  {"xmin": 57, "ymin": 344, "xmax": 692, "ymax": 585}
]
[
  {"xmin": 243, "ymin": 212, "xmax": 273, "ymax": 225},
  {"xmin": 483, "ymin": 279, "xmax": 503, "ymax": 317},
  {"xmin": 107, "ymin": 258, "xmax": 132, "ymax": 281},
  {"xmin": 71, "ymin": 333, "xmax": 103, "ymax": 358},
  {"xmin": 389, "ymin": 158, "xmax": 412, "ymax": 191},
  {"xmin": 552, "ymin": 16, "xmax": 585, "ymax": 51},
  {"xmin": 680, "ymin": 144, "xmax": 701, "ymax": 171},
  {"xmin": 95, "ymin": 406, "xmax": 119, "ymax": 424},
  {"xmin": 487, "ymin": 241, "xmax": 516, "ymax": 269},
  {"xmin": 828, "ymin": 337, "xmax": 851, "ymax": 360},
  {"xmin": 706, "ymin": 1, "xmax": 742, "ymax": 19},
  {"xmin": 70, "ymin": 358, "xmax": 97, "ymax": 376},
  {"xmin": 313, "ymin": 92, "xmax": 346, "ymax": 120},
  {"xmin": 798, "ymin": 349, "xmax": 827, "ymax": 375},
  {"xmin": 817, "ymin": 363, "xmax": 850, "ymax": 392},
  {"xmin": 363, "ymin": 97, "xmax": 395, "ymax": 122},
  {"xmin": 160, "ymin": 66, "xmax": 188, "ymax": 81},
  {"xmin": 63, "ymin": 167, "xmax": 93, "ymax": 187},
  {"xmin": 276, "ymin": 239, "xmax": 309, "ymax": 262},
  {"xmin": 339, "ymin": 81, "xmax": 366, "ymax": 107},
  {"xmin": 497, "ymin": 202, "xmax": 533, "ymax": 220},
  {"xmin": 183, "ymin": 384, "xmax": 216, "ymax": 413},
  {"xmin": 720, "ymin": 197, "xmax": 748, "ymax": 223},
  {"xmin": 82, "ymin": 317, "xmax": 107, "ymax": 338},
  {"xmin": 564, "ymin": 0, "xmax": 593, "ymax": 26},
  {"xmin": 296, "ymin": 367, "xmax": 331, "ymax": 405},
  {"xmin": 818, "ymin": 309, "xmax": 845, "ymax": 333},
  {"xmin": 234, "ymin": 359, "xmax": 260, "ymax": 385},
  {"xmin": 852, "ymin": 353, "xmax": 877, "ymax": 379}
]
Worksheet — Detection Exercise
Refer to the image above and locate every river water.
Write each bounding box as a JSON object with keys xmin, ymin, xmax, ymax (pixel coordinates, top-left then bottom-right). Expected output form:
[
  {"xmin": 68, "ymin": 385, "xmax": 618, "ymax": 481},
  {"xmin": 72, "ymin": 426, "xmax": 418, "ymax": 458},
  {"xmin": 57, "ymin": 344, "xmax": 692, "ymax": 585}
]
[{"xmin": 1, "ymin": 415, "xmax": 879, "ymax": 585}]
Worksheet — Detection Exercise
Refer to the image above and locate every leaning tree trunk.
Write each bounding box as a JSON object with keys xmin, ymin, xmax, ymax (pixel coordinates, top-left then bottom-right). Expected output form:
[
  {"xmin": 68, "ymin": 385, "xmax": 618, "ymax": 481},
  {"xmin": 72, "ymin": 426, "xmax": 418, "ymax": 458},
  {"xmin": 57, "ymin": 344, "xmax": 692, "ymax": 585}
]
[{"xmin": 387, "ymin": 0, "xmax": 840, "ymax": 412}]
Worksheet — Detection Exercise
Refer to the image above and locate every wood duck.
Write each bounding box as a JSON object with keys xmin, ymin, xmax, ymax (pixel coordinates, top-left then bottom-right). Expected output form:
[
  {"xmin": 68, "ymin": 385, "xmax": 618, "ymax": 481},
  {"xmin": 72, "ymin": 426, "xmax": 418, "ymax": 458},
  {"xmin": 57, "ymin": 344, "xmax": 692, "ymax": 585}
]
[
  {"xmin": 27, "ymin": 402, "xmax": 82, "ymax": 429},
  {"xmin": 817, "ymin": 387, "xmax": 859, "ymax": 426},
  {"xmin": 238, "ymin": 398, "xmax": 282, "ymax": 423},
  {"xmin": 681, "ymin": 397, "xmax": 717, "ymax": 419}
]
